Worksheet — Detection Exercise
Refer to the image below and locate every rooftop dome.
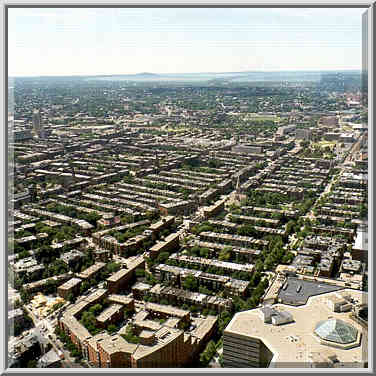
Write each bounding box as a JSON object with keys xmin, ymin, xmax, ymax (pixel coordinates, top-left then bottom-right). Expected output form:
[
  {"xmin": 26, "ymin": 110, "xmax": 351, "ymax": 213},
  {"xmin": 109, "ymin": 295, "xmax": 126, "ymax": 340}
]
[{"xmin": 314, "ymin": 319, "xmax": 358, "ymax": 344}]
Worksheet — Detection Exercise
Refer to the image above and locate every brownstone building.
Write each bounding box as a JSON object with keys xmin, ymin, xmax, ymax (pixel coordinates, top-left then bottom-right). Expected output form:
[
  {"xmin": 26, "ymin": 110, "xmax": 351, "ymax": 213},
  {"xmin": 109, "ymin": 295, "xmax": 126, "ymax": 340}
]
[
  {"xmin": 96, "ymin": 304, "xmax": 124, "ymax": 329},
  {"xmin": 106, "ymin": 256, "xmax": 145, "ymax": 294},
  {"xmin": 57, "ymin": 278, "xmax": 82, "ymax": 300}
]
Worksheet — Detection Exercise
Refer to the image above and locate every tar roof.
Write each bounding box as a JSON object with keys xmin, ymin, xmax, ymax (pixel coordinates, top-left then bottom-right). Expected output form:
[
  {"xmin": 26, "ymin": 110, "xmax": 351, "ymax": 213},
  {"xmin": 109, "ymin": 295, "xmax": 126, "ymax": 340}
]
[{"xmin": 278, "ymin": 277, "xmax": 343, "ymax": 306}]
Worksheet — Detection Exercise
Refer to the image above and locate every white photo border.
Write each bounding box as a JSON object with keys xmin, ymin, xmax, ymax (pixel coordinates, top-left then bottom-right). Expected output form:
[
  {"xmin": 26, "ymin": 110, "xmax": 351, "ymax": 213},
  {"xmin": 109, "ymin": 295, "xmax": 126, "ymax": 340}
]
[{"xmin": 1, "ymin": 1, "xmax": 374, "ymax": 374}]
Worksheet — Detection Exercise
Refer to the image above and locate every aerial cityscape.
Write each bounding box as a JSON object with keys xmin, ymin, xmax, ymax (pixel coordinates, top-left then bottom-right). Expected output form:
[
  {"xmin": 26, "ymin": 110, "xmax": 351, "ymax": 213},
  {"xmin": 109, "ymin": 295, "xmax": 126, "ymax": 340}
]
[{"xmin": 7, "ymin": 7, "xmax": 368, "ymax": 370}]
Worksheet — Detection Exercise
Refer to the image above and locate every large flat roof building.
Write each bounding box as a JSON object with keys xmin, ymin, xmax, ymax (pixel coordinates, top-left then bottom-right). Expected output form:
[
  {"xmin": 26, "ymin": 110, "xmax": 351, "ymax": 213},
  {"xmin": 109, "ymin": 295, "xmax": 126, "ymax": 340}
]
[{"xmin": 223, "ymin": 289, "xmax": 367, "ymax": 368}]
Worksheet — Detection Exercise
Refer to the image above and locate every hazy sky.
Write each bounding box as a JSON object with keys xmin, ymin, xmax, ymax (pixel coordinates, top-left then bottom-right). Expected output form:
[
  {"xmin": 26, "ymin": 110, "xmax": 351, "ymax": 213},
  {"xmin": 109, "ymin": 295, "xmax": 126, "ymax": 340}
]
[{"xmin": 8, "ymin": 7, "xmax": 365, "ymax": 76}]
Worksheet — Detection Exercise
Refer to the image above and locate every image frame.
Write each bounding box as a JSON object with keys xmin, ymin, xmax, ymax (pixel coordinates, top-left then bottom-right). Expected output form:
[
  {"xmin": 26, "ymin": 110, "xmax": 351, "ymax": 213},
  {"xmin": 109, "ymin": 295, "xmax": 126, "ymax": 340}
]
[{"xmin": 1, "ymin": 1, "xmax": 374, "ymax": 374}]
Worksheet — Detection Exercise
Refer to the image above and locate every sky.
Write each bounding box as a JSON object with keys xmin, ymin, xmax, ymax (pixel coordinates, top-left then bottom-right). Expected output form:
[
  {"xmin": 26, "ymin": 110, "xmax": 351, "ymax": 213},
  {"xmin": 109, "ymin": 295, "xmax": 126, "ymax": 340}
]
[{"xmin": 8, "ymin": 7, "xmax": 366, "ymax": 77}]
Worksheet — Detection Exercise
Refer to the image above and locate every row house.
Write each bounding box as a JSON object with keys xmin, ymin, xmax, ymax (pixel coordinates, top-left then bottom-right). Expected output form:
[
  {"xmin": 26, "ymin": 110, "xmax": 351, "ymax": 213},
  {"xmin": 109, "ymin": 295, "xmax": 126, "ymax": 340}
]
[
  {"xmin": 187, "ymin": 239, "xmax": 260, "ymax": 263},
  {"xmin": 169, "ymin": 253, "xmax": 254, "ymax": 276},
  {"xmin": 150, "ymin": 284, "xmax": 233, "ymax": 313},
  {"xmin": 199, "ymin": 231, "xmax": 268, "ymax": 250}
]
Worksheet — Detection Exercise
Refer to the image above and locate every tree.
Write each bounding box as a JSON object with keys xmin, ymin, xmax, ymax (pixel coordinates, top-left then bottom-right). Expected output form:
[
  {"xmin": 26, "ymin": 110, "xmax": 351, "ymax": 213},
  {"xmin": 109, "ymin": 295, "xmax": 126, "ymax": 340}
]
[
  {"xmin": 121, "ymin": 325, "xmax": 139, "ymax": 344},
  {"xmin": 13, "ymin": 299, "xmax": 22, "ymax": 309},
  {"xmin": 237, "ymin": 224, "xmax": 255, "ymax": 237},
  {"xmin": 145, "ymin": 272, "xmax": 157, "ymax": 286},
  {"xmin": 281, "ymin": 252, "xmax": 294, "ymax": 264},
  {"xmin": 106, "ymin": 262, "xmax": 121, "ymax": 274},
  {"xmin": 254, "ymin": 259, "xmax": 264, "ymax": 273},
  {"xmin": 286, "ymin": 220, "xmax": 297, "ymax": 235},
  {"xmin": 200, "ymin": 340, "xmax": 217, "ymax": 366},
  {"xmin": 80, "ymin": 281, "xmax": 90, "ymax": 294},
  {"xmin": 250, "ymin": 271, "xmax": 261, "ymax": 287},
  {"xmin": 199, "ymin": 247, "xmax": 210, "ymax": 258},
  {"xmin": 218, "ymin": 311, "xmax": 232, "ymax": 332},
  {"xmin": 135, "ymin": 268, "xmax": 145, "ymax": 278},
  {"xmin": 197, "ymin": 224, "xmax": 214, "ymax": 234},
  {"xmin": 218, "ymin": 353, "xmax": 224, "ymax": 367},
  {"xmin": 189, "ymin": 245, "xmax": 201, "ymax": 256},
  {"xmin": 123, "ymin": 308, "xmax": 133, "ymax": 320},
  {"xmin": 27, "ymin": 360, "xmax": 38, "ymax": 368},
  {"xmin": 89, "ymin": 304, "xmax": 102, "ymax": 316},
  {"xmin": 183, "ymin": 274, "xmax": 198, "ymax": 292},
  {"xmin": 107, "ymin": 324, "xmax": 117, "ymax": 334},
  {"xmin": 52, "ymin": 301, "xmax": 64, "ymax": 312},
  {"xmin": 264, "ymin": 255, "xmax": 274, "ymax": 270},
  {"xmin": 80, "ymin": 311, "xmax": 100, "ymax": 335},
  {"xmin": 199, "ymin": 286, "xmax": 212, "ymax": 295},
  {"xmin": 18, "ymin": 250, "xmax": 30, "ymax": 259},
  {"xmin": 359, "ymin": 204, "xmax": 368, "ymax": 219},
  {"xmin": 20, "ymin": 288, "xmax": 31, "ymax": 304},
  {"xmin": 156, "ymin": 251, "xmax": 170, "ymax": 264},
  {"xmin": 218, "ymin": 247, "xmax": 232, "ymax": 261}
]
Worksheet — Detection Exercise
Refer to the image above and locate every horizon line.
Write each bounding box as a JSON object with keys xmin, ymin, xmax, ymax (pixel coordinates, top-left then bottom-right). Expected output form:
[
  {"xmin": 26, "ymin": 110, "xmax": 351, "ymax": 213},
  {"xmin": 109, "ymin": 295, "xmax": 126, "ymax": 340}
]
[{"xmin": 9, "ymin": 68, "xmax": 362, "ymax": 78}]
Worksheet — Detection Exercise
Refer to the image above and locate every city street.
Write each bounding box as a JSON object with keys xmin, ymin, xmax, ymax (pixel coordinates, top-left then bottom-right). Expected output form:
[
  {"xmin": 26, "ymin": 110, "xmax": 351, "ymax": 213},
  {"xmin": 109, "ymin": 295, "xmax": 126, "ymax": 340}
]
[{"xmin": 23, "ymin": 305, "xmax": 78, "ymax": 368}]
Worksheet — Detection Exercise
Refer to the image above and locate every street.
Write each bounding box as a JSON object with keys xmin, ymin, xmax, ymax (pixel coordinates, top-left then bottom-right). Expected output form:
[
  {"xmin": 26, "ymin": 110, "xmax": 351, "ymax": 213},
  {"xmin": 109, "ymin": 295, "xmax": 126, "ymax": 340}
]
[{"xmin": 24, "ymin": 305, "xmax": 78, "ymax": 367}]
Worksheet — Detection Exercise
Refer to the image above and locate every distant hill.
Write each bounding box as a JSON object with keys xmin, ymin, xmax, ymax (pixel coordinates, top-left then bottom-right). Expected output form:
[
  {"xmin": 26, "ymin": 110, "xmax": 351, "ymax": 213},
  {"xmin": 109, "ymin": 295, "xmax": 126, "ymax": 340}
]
[
  {"xmin": 13, "ymin": 70, "xmax": 362, "ymax": 87},
  {"xmin": 135, "ymin": 72, "xmax": 159, "ymax": 77}
]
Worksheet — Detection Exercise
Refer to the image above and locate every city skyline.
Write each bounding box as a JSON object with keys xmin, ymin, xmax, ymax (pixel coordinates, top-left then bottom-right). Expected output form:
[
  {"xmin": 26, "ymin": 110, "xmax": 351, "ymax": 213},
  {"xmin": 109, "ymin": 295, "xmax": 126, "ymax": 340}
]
[{"xmin": 9, "ymin": 7, "xmax": 365, "ymax": 76}]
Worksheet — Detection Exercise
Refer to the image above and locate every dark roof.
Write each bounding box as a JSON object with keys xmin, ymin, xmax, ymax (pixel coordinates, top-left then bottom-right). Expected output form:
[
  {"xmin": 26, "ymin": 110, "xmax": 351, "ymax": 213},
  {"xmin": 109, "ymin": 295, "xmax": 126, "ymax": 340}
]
[{"xmin": 278, "ymin": 277, "xmax": 343, "ymax": 306}]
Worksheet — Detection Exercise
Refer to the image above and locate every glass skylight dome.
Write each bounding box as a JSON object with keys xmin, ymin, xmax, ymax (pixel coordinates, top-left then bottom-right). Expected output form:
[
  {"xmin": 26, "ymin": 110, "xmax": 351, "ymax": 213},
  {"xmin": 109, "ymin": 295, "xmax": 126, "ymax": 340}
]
[{"xmin": 314, "ymin": 319, "xmax": 358, "ymax": 344}]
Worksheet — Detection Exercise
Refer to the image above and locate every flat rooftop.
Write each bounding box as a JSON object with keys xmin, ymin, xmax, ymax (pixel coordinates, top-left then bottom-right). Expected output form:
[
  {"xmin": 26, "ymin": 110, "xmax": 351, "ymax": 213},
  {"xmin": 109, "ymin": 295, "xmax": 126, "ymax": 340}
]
[
  {"xmin": 145, "ymin": 302, "xmax": 189, "ymax": 318},
  {"xmin": 107, "ymin": 268, "xmax": 131, "ymax": 283},
  {"xmin": 278, "ymin": 277, "xmax": 343, "ymax": 306},
  {"xmin": 225, "ymin": 289, "xmax": 368, "ymax": 368},
  {"xmin": 76, "ymin": 262, "xmax": 106, "ymax": 279},
  {"xmin": 58, "ymin": 278, "xmax": 82, "ymax": 290},
  {"xmin": 97, "ymin": 304, "xmax": 123, "ymax": 323},
  {"xmin": 97, "ymin": 333, "xmax": 138, "ymax": 355},
  {"xmin": 131, "ymin": 327, "xmax": 182, "ymax": 361}
]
